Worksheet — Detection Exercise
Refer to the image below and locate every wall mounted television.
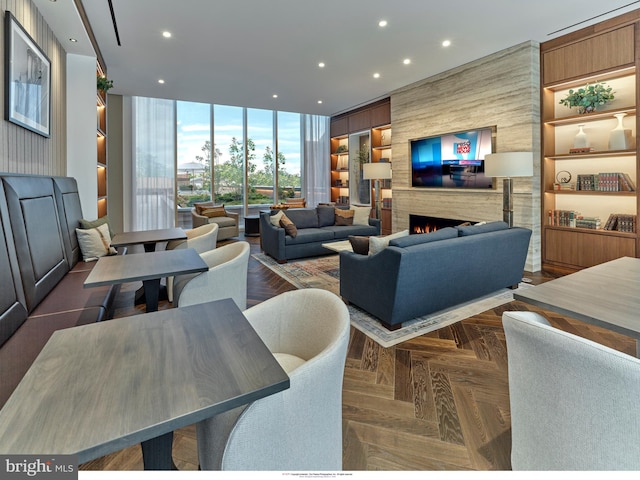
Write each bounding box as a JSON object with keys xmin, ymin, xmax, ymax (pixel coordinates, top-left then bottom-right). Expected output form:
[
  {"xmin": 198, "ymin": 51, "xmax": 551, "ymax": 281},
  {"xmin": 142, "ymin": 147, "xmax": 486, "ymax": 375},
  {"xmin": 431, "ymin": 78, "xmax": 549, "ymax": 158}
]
[{"xmin": 410, "ymin": 126, "xmax": 496, "ymax": 189}]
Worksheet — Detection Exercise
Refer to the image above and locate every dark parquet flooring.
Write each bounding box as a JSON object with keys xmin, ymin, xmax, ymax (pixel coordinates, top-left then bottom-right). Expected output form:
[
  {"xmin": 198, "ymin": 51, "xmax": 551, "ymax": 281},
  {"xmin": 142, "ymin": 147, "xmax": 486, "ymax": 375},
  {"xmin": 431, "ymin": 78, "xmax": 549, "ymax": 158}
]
[{"xmin": 80, "ymin": 235, "xmax": 636, "ymax": 471}]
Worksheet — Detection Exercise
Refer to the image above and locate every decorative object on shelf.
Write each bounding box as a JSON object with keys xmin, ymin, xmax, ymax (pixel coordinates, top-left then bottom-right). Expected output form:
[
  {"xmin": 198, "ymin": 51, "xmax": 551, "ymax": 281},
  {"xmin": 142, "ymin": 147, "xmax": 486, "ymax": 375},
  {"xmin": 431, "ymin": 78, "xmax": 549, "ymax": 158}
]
[
  {"xmin": 484, "ymin": 152, "xmax": 534, "ymax": 228},
  {"xmin": 573, "ymin": 124, "xmax": 589, "ymax": 148},
  {"xmin": 5, "ymin": 12, "xmax": 51, "ymax": 137},
  {"xmin": 608, "ymin": 113, "xmax": 635, "ymax": 150},
  {"xmin": 97, "ymin": 75, "xmax": 114, "ymax": 93},
  {"xmin": 555, "ymin": 170, "xmax": 572, "ymax": 184},
  {"xmin": 381, "ymin": 130, "xmax": 391, "ymax": 146},
  {"xmin": 362, "ymin": 162, "xmax": 392, "ymax": 220},
  {"xmin": 335, "ymin": 144, "xmax": 347, "ymax": 153},
  {"xmin": 336, "ymin": 155, "xmax": 348, "ymax": 170},
  {"xmin": 558, "ymin": 82, "xmax": 614, "ymax": 114}
]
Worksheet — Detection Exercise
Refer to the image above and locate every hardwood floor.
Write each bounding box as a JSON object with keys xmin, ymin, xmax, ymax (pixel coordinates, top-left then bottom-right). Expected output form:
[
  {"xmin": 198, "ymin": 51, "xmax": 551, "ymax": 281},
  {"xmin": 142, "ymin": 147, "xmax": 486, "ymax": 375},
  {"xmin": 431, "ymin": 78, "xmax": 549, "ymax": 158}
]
[{"xmin": 80, "ymin": 236, "xmax": 636, "ymax": 471}]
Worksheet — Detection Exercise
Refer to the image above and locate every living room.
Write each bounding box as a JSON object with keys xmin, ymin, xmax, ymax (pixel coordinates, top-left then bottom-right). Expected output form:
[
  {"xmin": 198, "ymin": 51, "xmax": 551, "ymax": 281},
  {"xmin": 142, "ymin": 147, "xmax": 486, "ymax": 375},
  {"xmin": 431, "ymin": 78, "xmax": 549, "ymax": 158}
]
[{"xmin": 1, "ymin": 0, "xmax": 640, "ymax": 477}]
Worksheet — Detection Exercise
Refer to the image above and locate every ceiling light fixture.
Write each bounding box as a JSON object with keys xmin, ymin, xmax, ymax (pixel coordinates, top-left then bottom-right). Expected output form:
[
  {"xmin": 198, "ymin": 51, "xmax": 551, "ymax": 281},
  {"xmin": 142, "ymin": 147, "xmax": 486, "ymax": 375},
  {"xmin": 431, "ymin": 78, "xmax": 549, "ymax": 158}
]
[
  {"xmin": 158, "ymin": 79, "xmax": 165, "ymax": 84},
  {"xmin": 442, "ymin": 39, "xmax": 451, "ymax": 47},
  {"xmin": 373, "ymin": 73, "xmax": 380, "ymax": 79},
  {"xmin": 273, "ymin": 94, "xmax": 278, "ymax": 98},
  {"xmin": 317, "ymin": 100, "xmax": 323, "ymax": 104},
  {"xmin": 378, "ymin": 20, "xmax": 388, "ymax": 27},
  {"xmin": 69, "ymin": 38, "xmax": 77, "ymax": 43},
  {"xmin": 403, "ymin": 58, "xmax": 411, "ymax": 65},
  {"xmin": 162, "ymin": 31, "xmax": 171, "ymax": 38},
  {"xmin": 318, "ymin": 62, "xmax": 325, "ymax": 68}
]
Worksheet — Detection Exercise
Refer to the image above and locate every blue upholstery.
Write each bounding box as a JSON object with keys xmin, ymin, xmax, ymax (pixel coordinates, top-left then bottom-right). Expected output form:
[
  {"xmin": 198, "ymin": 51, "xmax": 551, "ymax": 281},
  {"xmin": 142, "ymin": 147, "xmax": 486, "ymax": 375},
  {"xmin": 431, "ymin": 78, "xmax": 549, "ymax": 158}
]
[{"xmin": 340, "ymin": 223, "xmax": 531, "ymax": 328}]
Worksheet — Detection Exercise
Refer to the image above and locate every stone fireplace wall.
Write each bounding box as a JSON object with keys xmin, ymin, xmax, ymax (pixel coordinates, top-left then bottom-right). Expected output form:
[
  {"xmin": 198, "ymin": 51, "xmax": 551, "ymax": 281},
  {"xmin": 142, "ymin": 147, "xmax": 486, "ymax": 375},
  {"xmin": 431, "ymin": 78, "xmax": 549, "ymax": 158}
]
[{"xmin": 389, "ymin": 41, "xmax": 541, "ymax": 271}]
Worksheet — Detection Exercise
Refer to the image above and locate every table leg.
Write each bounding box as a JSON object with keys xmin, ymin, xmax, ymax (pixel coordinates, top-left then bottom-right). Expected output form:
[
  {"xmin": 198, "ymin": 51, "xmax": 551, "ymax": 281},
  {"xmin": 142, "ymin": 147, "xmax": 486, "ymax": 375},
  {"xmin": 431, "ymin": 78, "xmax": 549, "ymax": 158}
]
[
  {"xmin": 143, "ymin": 242, "xmax": 157, "ymax": 252},
  {"xmin": 142, "ymin": 278, "xmax": 161, "ymax": 312},
  {"xmin": 141, "ymin": 431, "xmax": 177, "ymax": 470}
]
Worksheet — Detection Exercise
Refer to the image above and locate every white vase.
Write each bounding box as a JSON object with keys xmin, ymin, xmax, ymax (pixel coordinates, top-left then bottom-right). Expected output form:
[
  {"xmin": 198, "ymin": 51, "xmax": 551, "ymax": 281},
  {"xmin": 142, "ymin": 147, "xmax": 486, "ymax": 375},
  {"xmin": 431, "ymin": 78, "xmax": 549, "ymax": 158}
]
[
  {"xmin": 573, "ymin": 124, "xmax": 589, "ymax": 148},
  {"xmin": 608, "ymin": 113, "xmax": 634, "ymax": 150}
]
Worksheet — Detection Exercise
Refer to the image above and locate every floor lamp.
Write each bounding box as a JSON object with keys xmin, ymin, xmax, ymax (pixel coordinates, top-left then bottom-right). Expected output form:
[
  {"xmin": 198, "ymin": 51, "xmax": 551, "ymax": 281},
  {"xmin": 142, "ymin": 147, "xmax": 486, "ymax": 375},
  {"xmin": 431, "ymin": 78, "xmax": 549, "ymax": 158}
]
[
  {"xmin": 362, "ymin": 162, "xmax": 392, "ymax": 220},
  {"xmin": 484, "ymin": 152, "xmax": 533, "ymax": 228}
]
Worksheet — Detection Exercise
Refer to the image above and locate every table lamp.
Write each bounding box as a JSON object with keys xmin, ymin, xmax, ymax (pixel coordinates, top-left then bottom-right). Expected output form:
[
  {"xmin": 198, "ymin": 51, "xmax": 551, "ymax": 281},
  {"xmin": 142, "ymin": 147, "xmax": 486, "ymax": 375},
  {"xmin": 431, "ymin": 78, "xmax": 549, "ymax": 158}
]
[
  {"xmin": 362, "ymin": 162, "xmax": 392, "ymax": 220},
  {"xmin": 484, "ymin": 152, "xmax": 533, "ymax": 227}
]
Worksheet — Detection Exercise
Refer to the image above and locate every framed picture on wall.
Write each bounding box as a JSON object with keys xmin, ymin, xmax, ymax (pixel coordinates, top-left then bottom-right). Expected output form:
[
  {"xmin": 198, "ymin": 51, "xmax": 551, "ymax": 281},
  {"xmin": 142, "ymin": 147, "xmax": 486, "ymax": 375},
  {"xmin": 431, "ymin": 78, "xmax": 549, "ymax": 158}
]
[{"xmin": 4, "ymin": 11, "xmax": 51, "ymax": 137}]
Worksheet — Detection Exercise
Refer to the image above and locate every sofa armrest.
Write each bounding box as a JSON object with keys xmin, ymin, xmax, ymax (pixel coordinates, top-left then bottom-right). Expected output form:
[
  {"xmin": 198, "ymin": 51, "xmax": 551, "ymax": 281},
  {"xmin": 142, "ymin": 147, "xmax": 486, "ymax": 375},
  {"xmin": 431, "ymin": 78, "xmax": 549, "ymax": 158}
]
[
  {"xmin": 368, "ymin": 218, "xmax": 381, "ymax": 235},
  {"xmin": 260, "ymin": 212, "xmax": 286, "ymax": 262},
  {"xmin": 191, "ymin": 208, "xmax": 208, "ymax": 228}
]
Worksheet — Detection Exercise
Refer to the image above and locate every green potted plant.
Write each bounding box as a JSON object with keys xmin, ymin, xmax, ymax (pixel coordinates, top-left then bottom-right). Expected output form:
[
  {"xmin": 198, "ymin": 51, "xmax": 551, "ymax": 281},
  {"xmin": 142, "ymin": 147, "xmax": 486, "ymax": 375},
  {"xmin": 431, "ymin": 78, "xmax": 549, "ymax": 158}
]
[
  {"xmin": 97, "ymin": 75, "xmax": 114, "ymax": 93},
  {"xmin": 559, "ymin": 82, "xmax": 614, "ymax": 114}
]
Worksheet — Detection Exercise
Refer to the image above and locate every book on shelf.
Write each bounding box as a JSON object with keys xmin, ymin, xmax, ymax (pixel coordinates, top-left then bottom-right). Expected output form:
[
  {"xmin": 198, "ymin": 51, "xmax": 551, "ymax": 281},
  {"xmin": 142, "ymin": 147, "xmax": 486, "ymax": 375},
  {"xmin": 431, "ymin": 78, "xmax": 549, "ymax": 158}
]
[
  {"xmin": 568, "ymin": 147, "xmax": 594, "ymax": 154},
  {"xmin": 547, "ymin": 210, "xmax": 601, "ymax": 229},
  {"xmin": 553, "ymin": 182, "xmax": 575, "ymax": 191},
  {"xmin": 575, "ymin": 173, "xmax": 636, "ymax": 192},
  {"xmin": 603, "ymin": 213, "xmax": 637, "ymax": 233}
]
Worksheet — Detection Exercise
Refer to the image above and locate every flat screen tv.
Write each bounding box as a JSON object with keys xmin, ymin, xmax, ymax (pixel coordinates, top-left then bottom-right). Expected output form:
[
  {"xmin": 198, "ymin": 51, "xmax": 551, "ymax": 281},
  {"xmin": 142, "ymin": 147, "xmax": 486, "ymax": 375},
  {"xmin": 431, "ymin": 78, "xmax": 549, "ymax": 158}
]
[{"xmin": 411, "ymin": 126, "xmax": 496, "ymax": 188}]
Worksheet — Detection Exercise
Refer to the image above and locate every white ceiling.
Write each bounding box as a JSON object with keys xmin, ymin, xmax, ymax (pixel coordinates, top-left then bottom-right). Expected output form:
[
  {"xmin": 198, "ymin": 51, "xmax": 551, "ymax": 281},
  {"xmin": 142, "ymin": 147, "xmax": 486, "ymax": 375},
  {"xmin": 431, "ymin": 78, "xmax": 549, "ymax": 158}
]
[{"xmin": 33, "ymin": 0, "xmax": 640, "ymax": 116}]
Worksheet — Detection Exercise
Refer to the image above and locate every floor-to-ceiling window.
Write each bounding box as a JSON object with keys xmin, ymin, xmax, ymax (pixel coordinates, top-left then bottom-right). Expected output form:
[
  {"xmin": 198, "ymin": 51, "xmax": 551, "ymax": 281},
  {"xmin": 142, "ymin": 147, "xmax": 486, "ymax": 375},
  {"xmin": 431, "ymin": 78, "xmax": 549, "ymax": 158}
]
[{"xmin": 131, "ymin": 97, "xmax": 328, "ymax": 230}]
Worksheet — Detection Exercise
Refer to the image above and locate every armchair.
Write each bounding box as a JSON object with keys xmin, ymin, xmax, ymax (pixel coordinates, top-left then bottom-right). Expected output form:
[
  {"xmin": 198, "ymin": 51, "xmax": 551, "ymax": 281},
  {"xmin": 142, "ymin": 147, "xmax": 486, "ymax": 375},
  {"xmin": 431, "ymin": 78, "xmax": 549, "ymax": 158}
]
[
  {"xmin": 172, "ymin": 241, "xmax": 250, "ymax": 310},
  {"xmin": 191, "ymin": 203, "xmax": 239, "ymax": 241},
  {"xmin": 503, "ymin": 310, "xmax": 640, "ymax": 470},
  {"xmin": 165, "ymin": 223, "xmax": 218, "ymax": 303},
  {"xmin": 196, "ymin": 288, "xmax": 350, "ymax": 471}
]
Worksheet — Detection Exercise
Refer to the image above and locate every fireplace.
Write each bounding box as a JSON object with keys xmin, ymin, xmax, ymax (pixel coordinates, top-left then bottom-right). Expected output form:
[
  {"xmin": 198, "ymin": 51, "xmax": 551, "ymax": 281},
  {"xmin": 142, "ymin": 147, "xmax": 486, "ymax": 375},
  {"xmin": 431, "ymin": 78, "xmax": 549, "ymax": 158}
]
[{"xmin": 409, "ymin": 214, "xmax": 472, "ymax": 234}]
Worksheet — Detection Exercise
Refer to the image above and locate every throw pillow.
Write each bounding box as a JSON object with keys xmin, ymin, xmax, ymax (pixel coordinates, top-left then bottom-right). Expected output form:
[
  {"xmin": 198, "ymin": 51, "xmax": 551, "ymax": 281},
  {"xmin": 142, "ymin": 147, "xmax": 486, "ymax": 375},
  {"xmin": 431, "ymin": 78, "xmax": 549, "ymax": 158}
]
[
  {"xmin": 334, "ymin": 208, "xmax": 354, "ymax": 226},
  {"xmin": 79, "ymin": 216, "xmax": 114, "ymax": 238},
  {"xmin": 279, "ymin": 213, "xmax": 298, "ymax": 238},
  {"xmin": 348, "ymin": 235, "xmax": 370, "ymax": 255},
  {"xmin": 193, "ymin": 202, "xmax": 212, "ymax": 215},
  {"xmin": 351, "ymin": 206, "xmax": 371, "ymax": 226},
  {"xmin": 76, "ymin": 223, "xmax": 117, "ymax": 262},
  {"xmin": 369, "ymin": 229, "xmax": 409, "ymax": 256},
  {"xmin": 200, "ymin": 205, "xmax": 226, "ymax": 218},
  {"xmin": 269, "ymin": 210, "xmax": 285, "ymax": 226}
]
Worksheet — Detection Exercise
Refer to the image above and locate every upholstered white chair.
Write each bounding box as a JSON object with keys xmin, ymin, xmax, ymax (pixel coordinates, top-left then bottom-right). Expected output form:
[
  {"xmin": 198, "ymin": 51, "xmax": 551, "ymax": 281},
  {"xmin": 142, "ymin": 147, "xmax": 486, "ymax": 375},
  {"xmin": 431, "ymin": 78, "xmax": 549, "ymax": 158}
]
[
  {"xmin": 503, "ymin": 310, "xmax": 640, "ymax": 471},
  {"xmin": 172, "ymin": 241, "xmax": 250, "ymax": 310},
  {"xmin": 196, "ymin": 288, "xmax": 350, "ymax": 471},
  {"xmin": 165, "ymin": 223, "xmax": 218, "ymax": 303}
]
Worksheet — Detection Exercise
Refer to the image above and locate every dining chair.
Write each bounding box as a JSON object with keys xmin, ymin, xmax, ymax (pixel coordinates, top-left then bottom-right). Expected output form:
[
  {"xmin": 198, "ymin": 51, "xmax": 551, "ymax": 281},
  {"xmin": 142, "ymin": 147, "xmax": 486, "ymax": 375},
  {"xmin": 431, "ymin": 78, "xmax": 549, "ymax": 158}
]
[
  {"xmin": 502, "ymin": 310, "xmax": 640, "ymax": 470},
  {"xmin": 196, "ymin": 288, "xmax": 350, "ymax": 471},
  {"xmin": 172, "ymin": 241, "xmax": 249, "ymax": 310},
  {"xmin": 165, "ymin": 223, "xmax": 218, "ymax": 303}
]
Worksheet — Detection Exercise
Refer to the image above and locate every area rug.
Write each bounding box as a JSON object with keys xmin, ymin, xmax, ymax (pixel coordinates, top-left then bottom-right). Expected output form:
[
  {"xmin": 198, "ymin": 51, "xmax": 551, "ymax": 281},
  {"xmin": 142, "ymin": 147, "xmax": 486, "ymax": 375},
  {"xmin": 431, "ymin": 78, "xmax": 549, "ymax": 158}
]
[{"xmin": 252, "ymin": 253, "xmax": 530, "ymax": 348}]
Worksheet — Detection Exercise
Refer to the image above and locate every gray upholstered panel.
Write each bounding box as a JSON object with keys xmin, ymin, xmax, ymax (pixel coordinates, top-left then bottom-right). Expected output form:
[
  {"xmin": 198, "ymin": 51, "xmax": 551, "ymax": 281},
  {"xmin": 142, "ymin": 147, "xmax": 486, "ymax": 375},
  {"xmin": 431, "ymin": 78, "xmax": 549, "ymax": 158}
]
[
  {"xmin": 52, "ymin": 177, "xmax": 83, "ymax": 269},
  {"xmin": 0, "ymin": 181, "xmax": 28, "ymax": 346},
  {"xmin": 1, "ymin": 176, "xmax": 68, "ymax": 312}
]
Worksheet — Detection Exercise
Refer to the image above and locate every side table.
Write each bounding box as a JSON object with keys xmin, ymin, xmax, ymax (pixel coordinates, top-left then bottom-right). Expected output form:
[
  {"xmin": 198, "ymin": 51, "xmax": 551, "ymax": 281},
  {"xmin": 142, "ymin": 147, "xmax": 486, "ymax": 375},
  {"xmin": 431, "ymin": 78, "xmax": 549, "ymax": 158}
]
[{"xmin": 244, "ymin": 215, "xmax": 261, "ymax": 237}]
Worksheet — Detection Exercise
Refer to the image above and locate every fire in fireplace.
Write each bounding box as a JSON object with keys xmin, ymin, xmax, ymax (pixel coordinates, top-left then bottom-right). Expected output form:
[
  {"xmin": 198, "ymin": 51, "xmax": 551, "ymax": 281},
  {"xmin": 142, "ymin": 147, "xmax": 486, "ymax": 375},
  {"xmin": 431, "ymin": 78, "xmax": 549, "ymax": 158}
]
[{"xmin": 409, "ymin": 214, "xmax": 472, "ymax": 234}]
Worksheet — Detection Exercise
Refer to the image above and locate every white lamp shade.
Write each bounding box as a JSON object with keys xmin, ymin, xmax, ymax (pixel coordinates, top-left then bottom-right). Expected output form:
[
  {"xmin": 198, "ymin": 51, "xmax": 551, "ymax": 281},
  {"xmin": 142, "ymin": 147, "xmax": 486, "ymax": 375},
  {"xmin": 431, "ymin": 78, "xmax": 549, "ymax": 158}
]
[
  {"xmin": 362, "ymin": 162, "xmax": 392, "ymax": 180},
  {"xmin": 484, "ymin": 152, "xmax": 533, "ymax": 178}
]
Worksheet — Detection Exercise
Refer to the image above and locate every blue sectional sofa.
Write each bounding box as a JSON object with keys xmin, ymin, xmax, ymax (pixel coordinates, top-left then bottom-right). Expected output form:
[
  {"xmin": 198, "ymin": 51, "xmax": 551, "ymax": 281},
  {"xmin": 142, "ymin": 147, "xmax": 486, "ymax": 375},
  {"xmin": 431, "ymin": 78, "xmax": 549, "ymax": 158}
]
[
  {"xmin": 0, "ymin": 174, "xmax": 120, "ymax": 408},
  {"xmin": 339, "ymin": 221, "xmax": 532, "ymax": 330},
  {"xmin": 260, "ymin": 206, "xmax": 380, "ymax": 263}
]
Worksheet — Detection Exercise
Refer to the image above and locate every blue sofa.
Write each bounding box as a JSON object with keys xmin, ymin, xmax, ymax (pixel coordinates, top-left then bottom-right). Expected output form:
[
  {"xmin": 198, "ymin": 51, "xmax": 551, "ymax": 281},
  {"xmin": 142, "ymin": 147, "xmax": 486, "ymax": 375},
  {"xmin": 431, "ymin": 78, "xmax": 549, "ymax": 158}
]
[
  {"xmin": 260, "ymin": 206, "xmax": 380, "ymax": 263},
  {"xmin": 339, "ymin": 221, "xmax": 532, "ymax": 329}
]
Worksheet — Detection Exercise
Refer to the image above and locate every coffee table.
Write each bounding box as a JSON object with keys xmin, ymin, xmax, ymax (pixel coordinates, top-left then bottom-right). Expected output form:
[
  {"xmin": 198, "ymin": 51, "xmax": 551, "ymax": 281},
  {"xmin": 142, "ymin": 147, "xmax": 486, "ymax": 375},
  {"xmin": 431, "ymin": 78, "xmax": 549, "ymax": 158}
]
[
  {"xmin": 514, "ymin": 256, "xmax": 640, "ymax": 356},
  {"xmin": 0, "ymin": 299, "xmax": 289, "ymax": 470},
  {"xmin": 84, "ymin": 248, "xmax": 208, "ymax": 312}
]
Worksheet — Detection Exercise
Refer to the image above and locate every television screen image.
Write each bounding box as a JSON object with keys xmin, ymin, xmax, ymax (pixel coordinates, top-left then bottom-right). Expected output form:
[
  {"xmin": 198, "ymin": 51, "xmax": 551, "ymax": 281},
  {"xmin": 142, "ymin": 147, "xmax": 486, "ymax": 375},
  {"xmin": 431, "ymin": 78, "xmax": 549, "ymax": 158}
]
[{"xmin": 411, "ymin": 127, "xmax": 495, "ymax": 188}]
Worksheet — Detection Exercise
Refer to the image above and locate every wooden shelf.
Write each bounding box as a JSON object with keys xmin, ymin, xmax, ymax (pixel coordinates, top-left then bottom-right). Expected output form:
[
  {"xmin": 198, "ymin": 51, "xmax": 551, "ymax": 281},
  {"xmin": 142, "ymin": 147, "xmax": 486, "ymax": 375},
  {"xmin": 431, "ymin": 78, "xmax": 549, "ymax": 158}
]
[
  {"xmin": 545, "ymin": 106, "xmax": 636, "ymax": 126},
  {"xmin": 545, "ymin": 190, "xmax": 636, "ymax": 196},
  {"xmin": 546, "ymin": 149, "xmax": 635, "ymax": 160}
]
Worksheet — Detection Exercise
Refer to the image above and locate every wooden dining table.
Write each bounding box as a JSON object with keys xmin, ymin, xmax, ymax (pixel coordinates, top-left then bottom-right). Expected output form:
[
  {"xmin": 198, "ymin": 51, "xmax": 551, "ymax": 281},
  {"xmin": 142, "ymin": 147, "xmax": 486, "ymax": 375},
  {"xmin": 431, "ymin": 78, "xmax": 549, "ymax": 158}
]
[
  {"xmin": 0, "ymin": 299, "xmax": 290, "ymax": 470},
  {"xmin": 84, "ymin": 248, "xmax": 208, "ymax": 312}
]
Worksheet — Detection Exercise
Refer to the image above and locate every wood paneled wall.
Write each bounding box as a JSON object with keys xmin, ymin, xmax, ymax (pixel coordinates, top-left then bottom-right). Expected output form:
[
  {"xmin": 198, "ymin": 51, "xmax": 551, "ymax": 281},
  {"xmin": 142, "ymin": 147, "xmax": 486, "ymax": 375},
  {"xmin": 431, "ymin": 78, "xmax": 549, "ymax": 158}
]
[
  {"xmin": 0, "ymin": 0, "xmax": 66, "ymax": 176},
  {"xmin": 390, "ymin": 41, "xmax": 541, "ymax": 271}
]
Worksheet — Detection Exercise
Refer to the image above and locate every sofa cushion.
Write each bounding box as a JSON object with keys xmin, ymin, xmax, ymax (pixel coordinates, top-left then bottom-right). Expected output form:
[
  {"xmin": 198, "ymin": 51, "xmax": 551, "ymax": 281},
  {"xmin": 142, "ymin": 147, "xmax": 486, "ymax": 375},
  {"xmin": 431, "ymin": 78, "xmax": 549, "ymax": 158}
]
[
  {"xmin": 456, "ymin": 221, "xmax": 509, "ymax": 236},
  {"xmin": 369, "ymin": 230, "xmax": 409, "ymax": 256},
  {"xmin": 200, "ymin": 205, "xmax": 226, "ymax": 218},
  {"xmin": 335, "ymin": 209, "xmax": 354, "ymax": 226},
  {"xmin": 352, "ymin": 206, "xmax": 371, "ymax": 226},
  {"xmin": 279, "ymin": 213, "xmax": 298, "ymax": 237},
  {"xmin": 269, "ymin": 210, "xmax": 285, "ymax": 226},
  {"xmin": 317, "ymin": 206, "xmax": 335, "ymax": 227},
  {"xmin": 284, "ymin": 228, "xmax": 333, "ymax": 245},
  {"xmin": 76, "ymin": 223, "xmax": 117, "ymax": 262},
  {"xmin": 323, "ymin": 223, "xmax": 379, "ymax": 239},
  {"xmin": 285, "ymin": 208, "xmax": 319, "ymax": 229},
  {"xmin": 348, "ymin": 235, "xmax": 370, "ymax": 255},
  {"xmin": 79, "ymin": 215, "xmax": 115, "ymax": 238},
  {"xmin": 389, "ymin": 227, "xmax": 458, "ymax": 248},
  {"xmin": 207, "ymin": 216, "xmax": 236, "ymax": 228}
]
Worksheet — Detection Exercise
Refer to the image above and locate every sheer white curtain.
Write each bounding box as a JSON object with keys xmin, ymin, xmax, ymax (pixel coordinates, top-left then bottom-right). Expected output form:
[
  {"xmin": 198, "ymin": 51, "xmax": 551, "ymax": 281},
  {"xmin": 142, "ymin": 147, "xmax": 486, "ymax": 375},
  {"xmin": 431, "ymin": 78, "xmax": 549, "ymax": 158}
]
[
  {"xmin": 131, "ymin": 97, "xmax": 176, "ymax": 230},
  {"xmin": 302, "ymin": 114, "xmax": 330, "ymax": 207}
]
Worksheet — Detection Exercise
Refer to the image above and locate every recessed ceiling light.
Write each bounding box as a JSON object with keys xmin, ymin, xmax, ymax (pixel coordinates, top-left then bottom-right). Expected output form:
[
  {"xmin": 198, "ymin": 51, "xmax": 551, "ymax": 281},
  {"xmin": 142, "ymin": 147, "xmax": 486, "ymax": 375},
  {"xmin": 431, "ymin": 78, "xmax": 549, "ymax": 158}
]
[
  {"xmin": 318, "ymin": 62, "xmax": 325, "ymax": 68},
  {"xmin": 69, "ymin": 38, "xmax": 78, "ymax": 43},
  {"xmin": 158, "ymin": 79, "xmax": 165, "ymax": 84},
  {"xmin": 273, "ymin": 94, "xmax": 278, "ymax": 98},
  {"xmin": 162, "ymin": 31, "xmax": 172, "ymax": 38},
  {"xmin": 442, "ymin": 39, "xmax": 451, "ymax": 47},
  {"xmin": 403, "ymin": 58, "xmax": 411, "ymax": 65},
  {"xmin": 317, "ymin": 100, "xmax": 323, "ymax": 104},
  {"xmin": 373, "ymin": 73, "xmax": 380, "ymax": 79},
  {"xmin": 378, "ymin": 20, "xmax": 388, "ymax": 27}
]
